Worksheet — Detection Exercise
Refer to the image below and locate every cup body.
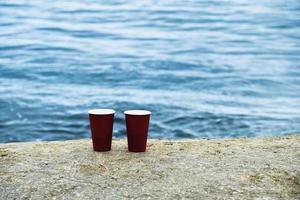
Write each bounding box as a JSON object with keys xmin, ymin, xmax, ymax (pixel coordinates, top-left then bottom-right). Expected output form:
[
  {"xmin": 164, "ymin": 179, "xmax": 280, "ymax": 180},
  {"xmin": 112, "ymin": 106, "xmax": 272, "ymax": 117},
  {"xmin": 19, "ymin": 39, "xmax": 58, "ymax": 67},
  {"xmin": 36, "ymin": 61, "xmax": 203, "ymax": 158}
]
[
  {"xmin": 125, "ymin": 110, "xmax": 151, "ymax": 152},
  {"xmin": 88, "ymin": 109, "xmax": 115, "ymax": 152}
]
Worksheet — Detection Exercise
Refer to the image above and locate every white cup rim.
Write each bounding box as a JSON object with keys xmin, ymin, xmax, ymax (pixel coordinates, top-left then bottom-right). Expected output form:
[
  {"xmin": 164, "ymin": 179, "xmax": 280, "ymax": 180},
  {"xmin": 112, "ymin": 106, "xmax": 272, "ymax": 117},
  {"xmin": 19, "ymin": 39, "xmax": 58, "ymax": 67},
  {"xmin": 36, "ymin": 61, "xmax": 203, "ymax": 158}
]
[
  {"xmin": 124, "ymin": 110, "xmax": 151, "ymax": 115},
  {"xmin": 88, "ymin": 109, "xmax": 115, "ymax": 115}
]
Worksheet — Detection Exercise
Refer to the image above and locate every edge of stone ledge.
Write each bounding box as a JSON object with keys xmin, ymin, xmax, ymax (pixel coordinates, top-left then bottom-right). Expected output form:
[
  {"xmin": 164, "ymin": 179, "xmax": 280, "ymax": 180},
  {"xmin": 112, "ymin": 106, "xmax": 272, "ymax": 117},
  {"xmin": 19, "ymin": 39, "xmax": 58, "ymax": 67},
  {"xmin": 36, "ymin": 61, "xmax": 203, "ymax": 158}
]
[{"xmin": 0, "ymin": 133, "xmax": 299, "ymax": 146}]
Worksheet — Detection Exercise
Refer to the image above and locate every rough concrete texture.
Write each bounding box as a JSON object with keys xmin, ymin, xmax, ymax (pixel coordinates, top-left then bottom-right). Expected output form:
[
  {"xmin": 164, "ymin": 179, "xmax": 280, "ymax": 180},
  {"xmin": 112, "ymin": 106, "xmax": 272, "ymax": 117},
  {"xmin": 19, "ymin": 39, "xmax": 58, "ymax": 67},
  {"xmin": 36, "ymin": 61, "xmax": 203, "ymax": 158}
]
[{"xmin": 0, "ymin": 134, "xmax": 300, "ymax": 200}]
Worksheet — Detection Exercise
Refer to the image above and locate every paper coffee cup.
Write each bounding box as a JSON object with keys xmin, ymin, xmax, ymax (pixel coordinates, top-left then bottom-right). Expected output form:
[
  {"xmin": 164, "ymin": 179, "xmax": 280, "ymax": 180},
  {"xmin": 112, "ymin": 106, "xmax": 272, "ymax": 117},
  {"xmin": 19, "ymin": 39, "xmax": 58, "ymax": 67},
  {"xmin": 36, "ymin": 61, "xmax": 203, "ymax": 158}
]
[
  {"xmin": 89, "ymin": 109, "xmax": 115, "ymax": 152},
  {"xmin": 125, "ymin": 110, "xmax": 151, "ymax": 152}
]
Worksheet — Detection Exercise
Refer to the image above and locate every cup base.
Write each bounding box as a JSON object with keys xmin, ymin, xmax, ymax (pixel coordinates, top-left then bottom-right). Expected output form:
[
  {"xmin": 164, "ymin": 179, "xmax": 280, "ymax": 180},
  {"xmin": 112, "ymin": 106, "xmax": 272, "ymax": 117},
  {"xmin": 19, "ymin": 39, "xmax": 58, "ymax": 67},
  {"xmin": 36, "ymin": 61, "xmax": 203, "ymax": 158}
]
[
  {"xmin": 128, "ymin": 149, "xmax": 146, "ymax": 153},
  {"xmin": 93, "ymin": 148, "xmax": 111, "ymax": 152},
  {"xmin": 93, "ymin": 146, "xmax": 111, "ymax": 152}
]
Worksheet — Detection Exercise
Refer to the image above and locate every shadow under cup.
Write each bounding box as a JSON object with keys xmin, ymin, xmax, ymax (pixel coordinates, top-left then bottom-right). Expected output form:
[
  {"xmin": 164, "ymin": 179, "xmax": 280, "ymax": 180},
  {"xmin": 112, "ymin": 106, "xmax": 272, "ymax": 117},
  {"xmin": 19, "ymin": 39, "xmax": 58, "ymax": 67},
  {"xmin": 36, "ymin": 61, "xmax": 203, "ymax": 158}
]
[
  {"xmin": 125, "ymin": 110, "xmax": 151, "ymax": 152},
  {"xmin": 89, "ymin": 109, "xmax": 115, "ymax": 152}
]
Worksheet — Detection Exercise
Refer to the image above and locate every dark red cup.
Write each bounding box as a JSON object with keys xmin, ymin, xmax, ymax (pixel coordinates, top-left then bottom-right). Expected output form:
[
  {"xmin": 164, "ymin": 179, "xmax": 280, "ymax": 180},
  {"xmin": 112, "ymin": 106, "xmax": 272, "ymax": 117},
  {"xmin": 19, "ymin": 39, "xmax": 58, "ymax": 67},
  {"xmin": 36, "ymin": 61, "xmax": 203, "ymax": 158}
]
[
  {"xmin": 88, "ymin": 109, "xmax": 115, "ymax": 152},
  {"xmin": 125, "ymin": 110, "xmax": 151, "ymax": 152}
]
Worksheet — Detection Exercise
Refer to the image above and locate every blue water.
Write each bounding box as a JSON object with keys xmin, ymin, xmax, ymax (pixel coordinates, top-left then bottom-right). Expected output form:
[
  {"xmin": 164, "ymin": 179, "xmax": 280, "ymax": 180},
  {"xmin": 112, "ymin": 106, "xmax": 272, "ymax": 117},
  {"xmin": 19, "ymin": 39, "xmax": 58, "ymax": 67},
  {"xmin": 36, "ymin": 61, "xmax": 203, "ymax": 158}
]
[{"xmin": 1, "ymin": 0, "xmax": 300, "ymax": 143}]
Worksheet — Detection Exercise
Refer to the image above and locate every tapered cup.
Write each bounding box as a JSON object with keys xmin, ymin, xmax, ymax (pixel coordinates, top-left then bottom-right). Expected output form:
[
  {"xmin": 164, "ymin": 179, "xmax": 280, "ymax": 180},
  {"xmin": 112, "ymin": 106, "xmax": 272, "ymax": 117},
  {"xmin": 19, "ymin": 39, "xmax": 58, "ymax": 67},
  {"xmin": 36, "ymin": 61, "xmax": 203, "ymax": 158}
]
[
  {"xmin": 125, "ymin": 110, "xmax": 151, "ymax": 152},
  {"xmin": 88, "ymin": 109, "xmax": 115, "ymax": 152}
]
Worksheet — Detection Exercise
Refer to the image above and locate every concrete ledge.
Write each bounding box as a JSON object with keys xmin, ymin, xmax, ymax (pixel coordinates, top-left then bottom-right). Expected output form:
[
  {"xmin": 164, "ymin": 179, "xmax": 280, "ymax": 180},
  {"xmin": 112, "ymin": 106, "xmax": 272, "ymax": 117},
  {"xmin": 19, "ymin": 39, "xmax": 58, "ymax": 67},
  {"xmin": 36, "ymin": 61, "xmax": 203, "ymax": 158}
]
[{"xmin": 1, "ymin": 135, "xmax": 300, "ymax": 199}]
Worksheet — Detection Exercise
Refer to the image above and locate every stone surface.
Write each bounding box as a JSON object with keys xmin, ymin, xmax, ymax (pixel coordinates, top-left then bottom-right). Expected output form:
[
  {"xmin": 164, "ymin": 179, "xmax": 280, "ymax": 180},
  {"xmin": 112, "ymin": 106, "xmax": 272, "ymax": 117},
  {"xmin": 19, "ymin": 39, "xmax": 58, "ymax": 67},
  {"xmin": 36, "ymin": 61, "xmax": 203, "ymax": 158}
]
[{"xmin": 0, "ymin": 135, "xmax": 300, "ymax": 199}]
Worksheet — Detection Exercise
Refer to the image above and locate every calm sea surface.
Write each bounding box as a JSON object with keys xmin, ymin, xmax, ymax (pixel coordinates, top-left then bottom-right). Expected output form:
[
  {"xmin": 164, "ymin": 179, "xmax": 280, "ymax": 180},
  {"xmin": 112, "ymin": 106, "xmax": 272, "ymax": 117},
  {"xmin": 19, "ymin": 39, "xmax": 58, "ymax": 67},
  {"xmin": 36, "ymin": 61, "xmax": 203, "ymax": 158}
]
[{"xmin": 1, "ymin": 0, "xmax": 300, "ymax": 143}]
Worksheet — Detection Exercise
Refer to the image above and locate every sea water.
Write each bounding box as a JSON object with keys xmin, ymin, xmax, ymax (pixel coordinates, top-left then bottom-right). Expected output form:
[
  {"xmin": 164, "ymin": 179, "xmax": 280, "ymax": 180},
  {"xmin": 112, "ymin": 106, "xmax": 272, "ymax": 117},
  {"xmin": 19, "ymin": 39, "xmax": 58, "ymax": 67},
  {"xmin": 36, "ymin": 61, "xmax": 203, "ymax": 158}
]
[{"xmin": 0, "ymin": 0, "xmax": 300, "ymax": 142}]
